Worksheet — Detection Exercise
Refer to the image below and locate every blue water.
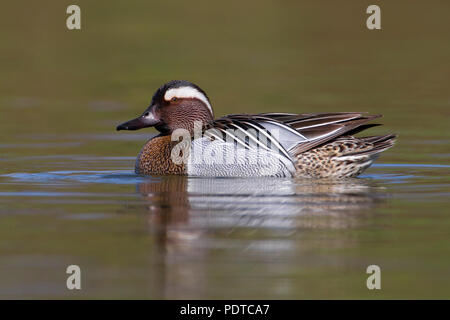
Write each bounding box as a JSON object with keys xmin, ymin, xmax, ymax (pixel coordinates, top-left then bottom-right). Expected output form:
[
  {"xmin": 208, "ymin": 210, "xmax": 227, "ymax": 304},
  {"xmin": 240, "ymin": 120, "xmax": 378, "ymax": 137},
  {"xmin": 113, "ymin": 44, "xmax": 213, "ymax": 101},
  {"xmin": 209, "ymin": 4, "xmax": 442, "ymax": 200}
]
[{"xmin": 2, "ymin": 163, "xmax": 447, "ymax": 187}]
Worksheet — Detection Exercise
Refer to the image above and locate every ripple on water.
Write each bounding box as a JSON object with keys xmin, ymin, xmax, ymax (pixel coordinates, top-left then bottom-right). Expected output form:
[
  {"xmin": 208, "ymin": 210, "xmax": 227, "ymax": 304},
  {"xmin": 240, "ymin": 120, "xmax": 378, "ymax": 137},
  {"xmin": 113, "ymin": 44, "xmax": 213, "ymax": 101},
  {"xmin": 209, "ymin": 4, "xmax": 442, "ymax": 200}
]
[
  {"xmin": 0, "ymin": 164, "xmax": 448, "ymax": 232},
  {"xmin": 1, "ymin": 163, "xmax": 448, "ymax": 186},
  {"xmin": 1, "ymin": 170, "xmax": 147, "ymax": 185}
]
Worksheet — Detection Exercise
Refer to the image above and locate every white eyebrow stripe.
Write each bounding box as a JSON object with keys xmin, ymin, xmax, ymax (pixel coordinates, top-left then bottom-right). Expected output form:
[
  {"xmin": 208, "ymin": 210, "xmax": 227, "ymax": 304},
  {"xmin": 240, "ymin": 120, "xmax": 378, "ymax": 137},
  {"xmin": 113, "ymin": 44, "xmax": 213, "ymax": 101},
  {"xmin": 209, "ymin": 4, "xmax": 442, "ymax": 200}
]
[{"xmin": 164, "ymin": 87, "xmax": 213, "ymax": 116}]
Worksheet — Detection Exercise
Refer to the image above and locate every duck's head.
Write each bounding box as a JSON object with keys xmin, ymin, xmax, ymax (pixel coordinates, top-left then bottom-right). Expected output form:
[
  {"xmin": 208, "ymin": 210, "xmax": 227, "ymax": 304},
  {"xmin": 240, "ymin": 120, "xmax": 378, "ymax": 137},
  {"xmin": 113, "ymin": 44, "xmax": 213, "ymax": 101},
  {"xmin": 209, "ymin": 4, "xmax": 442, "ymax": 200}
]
[{"xmin": 116, "ymin": 80, "xmax": 214, "ymax": 134}]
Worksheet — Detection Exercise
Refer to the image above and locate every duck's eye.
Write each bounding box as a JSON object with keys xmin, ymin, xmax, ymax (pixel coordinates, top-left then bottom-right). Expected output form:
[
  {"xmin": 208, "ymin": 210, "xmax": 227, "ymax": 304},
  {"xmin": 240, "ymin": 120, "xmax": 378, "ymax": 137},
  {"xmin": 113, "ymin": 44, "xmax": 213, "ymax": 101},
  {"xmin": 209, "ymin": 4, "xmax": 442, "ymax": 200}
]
[
  {"xmin": 171, "ymin": 97, "xmax": 178, "ymax": 102},
  {"xmin": 144, "ymin": 112, "xmax": 150, "ymax": 117}
]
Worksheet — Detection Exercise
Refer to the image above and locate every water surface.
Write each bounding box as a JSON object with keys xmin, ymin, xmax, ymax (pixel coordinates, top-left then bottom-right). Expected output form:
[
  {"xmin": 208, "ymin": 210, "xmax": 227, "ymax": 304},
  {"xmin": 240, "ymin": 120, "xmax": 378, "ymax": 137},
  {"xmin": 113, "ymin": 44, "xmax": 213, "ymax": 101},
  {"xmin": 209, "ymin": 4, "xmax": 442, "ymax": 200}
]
[{"xmin": 1, "ymin": 145, "xmax": 449, "ymax": 298}]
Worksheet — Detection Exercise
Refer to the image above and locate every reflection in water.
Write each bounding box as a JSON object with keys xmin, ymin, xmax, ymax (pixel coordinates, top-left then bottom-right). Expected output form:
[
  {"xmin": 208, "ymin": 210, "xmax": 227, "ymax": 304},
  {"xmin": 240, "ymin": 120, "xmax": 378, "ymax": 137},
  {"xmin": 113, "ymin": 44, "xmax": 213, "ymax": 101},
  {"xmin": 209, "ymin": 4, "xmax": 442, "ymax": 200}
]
[
  {"xmin": 138, "ymin": 176, "xmax": 382, "ymax": 230},
  {"xmin": 137, "ymin": 176, "xmax": 383, "ymax": 298}
]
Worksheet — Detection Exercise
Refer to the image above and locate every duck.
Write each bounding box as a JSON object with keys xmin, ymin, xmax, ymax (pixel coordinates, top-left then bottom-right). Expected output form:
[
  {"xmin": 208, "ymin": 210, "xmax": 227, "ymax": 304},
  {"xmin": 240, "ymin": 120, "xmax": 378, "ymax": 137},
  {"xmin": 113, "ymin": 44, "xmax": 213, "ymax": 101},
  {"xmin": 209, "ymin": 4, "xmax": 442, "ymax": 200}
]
[{"xmin": 117, "ymin": 80, "xmax": 396, "ymax": 178}]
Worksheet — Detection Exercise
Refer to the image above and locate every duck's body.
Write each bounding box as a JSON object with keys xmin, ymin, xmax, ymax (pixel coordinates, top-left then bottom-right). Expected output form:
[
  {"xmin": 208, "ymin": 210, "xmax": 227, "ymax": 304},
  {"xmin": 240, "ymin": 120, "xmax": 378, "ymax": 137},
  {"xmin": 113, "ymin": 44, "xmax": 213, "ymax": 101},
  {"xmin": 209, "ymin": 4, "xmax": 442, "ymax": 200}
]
[{"xmin": 118, "ymin": 80, "xmax": 396, "ymax": 178}]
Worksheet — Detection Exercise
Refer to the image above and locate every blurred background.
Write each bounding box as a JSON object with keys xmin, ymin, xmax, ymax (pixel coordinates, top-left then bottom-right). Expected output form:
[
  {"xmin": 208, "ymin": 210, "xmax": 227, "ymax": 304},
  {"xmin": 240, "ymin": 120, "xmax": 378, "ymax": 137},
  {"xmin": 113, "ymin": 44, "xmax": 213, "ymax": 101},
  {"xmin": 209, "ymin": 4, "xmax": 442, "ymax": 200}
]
[{"xmin": 0, "ymin": 0, "xmax": 449, "ymax": 299}]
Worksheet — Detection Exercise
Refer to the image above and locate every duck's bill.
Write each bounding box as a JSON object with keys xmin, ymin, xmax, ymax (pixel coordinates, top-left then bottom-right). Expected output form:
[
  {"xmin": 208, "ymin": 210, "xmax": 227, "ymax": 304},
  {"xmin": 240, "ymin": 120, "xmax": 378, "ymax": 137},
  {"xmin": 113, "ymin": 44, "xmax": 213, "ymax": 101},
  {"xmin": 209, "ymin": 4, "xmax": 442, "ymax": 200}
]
[{"xmin": 116, "ymin": 111, "xmax": 159, "ymax": 131}]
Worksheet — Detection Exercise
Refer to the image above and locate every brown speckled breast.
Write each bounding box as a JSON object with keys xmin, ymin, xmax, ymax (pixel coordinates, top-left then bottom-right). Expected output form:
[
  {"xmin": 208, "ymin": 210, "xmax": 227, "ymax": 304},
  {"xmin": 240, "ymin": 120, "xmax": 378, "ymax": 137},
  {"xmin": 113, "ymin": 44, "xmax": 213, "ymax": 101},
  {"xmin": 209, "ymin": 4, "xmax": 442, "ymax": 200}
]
[{"xmin": 135, "ymin": 135, "xmax": 186, "ymax": 175}]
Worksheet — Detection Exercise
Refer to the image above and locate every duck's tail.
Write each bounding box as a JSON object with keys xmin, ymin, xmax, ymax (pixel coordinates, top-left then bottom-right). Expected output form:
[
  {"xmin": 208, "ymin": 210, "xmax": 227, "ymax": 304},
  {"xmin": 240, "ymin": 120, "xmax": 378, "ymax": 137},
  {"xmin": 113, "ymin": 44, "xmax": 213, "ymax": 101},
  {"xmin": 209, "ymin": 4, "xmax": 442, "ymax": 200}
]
[{"xmin": 294, "ymin": 134, "xmax": 397, "ymax": 178}]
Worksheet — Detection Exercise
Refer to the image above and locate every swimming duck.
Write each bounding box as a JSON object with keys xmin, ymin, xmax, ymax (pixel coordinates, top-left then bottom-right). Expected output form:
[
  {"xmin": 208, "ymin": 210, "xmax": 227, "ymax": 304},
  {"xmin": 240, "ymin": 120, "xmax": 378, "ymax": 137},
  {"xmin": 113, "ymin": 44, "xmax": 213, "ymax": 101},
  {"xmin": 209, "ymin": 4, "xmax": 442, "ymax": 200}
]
[{"xmin": 117, "ymin": 80, "xmax": 396, "ymax": 178}]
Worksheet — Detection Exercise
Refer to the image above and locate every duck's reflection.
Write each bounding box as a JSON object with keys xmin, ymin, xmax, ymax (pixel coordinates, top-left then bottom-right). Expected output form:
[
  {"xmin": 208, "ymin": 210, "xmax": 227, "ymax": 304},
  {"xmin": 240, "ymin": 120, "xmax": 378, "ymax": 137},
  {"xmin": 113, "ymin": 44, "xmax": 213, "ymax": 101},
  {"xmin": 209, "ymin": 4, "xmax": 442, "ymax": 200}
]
[
  {"xmin": 136, "ymin": 176, "xmax": 384, "ymax": 298},
  {"xmin": 138, "ymin": 176, "xmax": 381, "ymax": 231}
]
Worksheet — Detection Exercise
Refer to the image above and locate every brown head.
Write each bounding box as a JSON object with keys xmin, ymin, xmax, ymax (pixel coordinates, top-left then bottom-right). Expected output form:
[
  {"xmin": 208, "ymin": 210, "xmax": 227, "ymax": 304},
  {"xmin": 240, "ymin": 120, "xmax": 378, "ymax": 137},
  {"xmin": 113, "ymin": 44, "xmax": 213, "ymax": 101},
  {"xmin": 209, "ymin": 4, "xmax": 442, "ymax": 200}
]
[{"xmin": 116, "ymin": 80, "xmax": 214, "ymax": 134}]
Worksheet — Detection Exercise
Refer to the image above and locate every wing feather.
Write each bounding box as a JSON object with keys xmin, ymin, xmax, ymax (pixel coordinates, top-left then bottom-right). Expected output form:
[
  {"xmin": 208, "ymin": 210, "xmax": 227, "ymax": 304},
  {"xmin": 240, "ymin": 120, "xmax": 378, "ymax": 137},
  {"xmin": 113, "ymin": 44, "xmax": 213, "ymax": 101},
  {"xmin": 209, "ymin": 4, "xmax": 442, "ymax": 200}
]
[{"xmin": 208, "ymin": 112, "xmax": 383, "ymax": 161}]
